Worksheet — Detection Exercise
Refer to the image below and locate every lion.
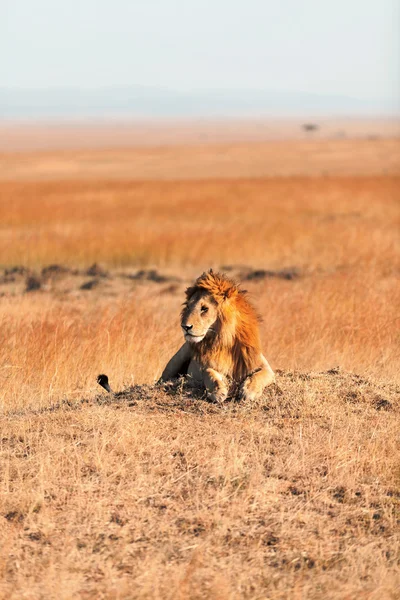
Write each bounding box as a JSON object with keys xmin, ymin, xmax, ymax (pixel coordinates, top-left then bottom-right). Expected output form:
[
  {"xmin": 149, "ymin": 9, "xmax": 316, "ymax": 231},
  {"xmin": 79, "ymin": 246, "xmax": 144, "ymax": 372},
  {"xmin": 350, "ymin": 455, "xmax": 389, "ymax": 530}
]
[{"xmin": 160, "ymin": 269, "xmax": 275, "ymax": 402}]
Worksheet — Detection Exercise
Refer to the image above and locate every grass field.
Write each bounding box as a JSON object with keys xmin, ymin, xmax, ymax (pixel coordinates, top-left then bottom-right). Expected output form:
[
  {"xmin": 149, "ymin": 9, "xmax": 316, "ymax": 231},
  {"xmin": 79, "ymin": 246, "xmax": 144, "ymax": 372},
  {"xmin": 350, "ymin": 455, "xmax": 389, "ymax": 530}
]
[{"xmin": 0, "ymin": 129, "xmax": 399, "ymax": 598}]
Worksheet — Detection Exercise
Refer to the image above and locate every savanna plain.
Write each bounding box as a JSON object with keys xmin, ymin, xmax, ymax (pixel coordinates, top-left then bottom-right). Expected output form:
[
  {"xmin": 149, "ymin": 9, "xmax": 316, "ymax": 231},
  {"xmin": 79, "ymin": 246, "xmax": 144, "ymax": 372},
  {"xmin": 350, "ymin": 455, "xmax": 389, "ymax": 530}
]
[{"xmin": 0, "ymin": 123, "xmax": 399, "ymax": 599}]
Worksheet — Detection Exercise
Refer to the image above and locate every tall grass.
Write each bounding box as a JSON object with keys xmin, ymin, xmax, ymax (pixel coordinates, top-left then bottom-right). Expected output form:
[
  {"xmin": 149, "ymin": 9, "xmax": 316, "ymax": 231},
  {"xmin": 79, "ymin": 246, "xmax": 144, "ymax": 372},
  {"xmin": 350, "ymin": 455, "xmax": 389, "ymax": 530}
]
[{"xmin": 0, "ymin": 177, "xmax": 398, "ymax": 269}]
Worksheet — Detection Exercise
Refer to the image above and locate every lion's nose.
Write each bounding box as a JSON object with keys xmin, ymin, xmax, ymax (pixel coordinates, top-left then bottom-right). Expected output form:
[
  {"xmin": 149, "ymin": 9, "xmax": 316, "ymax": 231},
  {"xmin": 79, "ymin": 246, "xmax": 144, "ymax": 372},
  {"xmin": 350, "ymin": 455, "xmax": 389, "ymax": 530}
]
[{"xmin": 182, "ymin": 324, "xmax": 193, "ymax": 332}]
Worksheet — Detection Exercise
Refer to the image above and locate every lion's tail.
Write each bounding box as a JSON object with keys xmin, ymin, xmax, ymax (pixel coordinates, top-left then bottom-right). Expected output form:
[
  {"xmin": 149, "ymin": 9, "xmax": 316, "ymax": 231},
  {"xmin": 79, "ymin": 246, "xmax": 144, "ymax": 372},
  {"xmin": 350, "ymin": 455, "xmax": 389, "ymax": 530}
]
[{"xmin": 97, "ymin": 373, "xmax": 112, "ymax": 393}]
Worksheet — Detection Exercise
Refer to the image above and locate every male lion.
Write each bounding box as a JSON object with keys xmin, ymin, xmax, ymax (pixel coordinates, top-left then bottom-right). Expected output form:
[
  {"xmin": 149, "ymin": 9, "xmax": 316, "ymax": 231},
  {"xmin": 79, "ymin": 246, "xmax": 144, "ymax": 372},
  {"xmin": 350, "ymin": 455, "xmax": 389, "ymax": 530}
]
[{"xmin": 160, "ymin": 269, "xmax": 275, "ymax": 402}]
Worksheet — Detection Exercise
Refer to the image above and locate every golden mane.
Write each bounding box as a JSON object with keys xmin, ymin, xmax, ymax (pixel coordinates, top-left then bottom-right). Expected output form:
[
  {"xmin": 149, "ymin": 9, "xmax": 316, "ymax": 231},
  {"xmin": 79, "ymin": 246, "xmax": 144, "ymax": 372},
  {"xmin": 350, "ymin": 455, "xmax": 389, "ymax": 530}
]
[
  {"xmin": 185, "ymin": 270, "xmax": 239, "ymax": 301},
  {"xmin": 187, "ymin": 270, "xmax": 263, "ymax": 381}
]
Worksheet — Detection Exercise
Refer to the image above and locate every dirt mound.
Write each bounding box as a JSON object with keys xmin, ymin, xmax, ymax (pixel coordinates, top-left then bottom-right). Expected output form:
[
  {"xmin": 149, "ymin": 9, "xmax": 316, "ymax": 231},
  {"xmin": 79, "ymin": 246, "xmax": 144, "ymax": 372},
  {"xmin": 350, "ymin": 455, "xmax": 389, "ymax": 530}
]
[
  {"xmin": 5, "ymin": 368, "xmax": 398, "ymax": 420},
  {"xmin": 92, "ymin": 368, "xmax": 399, "ymax": 418},
  {"xmin": 41, "ymin": 264, "xmax": 72, "ymax": 279},
  {"xmin": 4, "ymin": 266, "xmax": 31, "ymax": 277},
  {"xmin": 123, "ymin": 269, "xmax": 180, "ymax": 283},
  {"xmin": 0, "ymin": 266, "xmax": 32, "ymax": 285},
  {"xmin": 85, "ymin": 263, "xmax": 108, "ymax": 278},
  {"xmin": 244, "ymin": 267, "xmax": 301, "ymax": 281},
  {"xmin": 220, "ymin": 265, "xmax": 301, "ymax": 281},
  {"xmin": 80, "ymin": 279, "xmax": 101, "ymax": 291},
  {"xmin": 25, "ymin": 275, "xmax": 42, "ymax": 292}
]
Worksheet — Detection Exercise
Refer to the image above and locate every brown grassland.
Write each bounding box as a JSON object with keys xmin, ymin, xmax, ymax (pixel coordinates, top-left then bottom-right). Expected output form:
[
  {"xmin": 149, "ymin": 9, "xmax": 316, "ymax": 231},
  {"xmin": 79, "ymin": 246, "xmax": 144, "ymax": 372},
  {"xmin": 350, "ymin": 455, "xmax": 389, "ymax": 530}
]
[{"xmin": 0, "ymin": 130, "xmax": 399, "ymax": 599}]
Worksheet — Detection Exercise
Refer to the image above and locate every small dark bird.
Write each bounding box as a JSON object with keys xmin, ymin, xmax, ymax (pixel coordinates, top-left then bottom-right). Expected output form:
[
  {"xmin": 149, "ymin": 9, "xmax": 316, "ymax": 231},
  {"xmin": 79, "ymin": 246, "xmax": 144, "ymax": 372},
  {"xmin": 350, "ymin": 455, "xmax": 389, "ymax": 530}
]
[{"xmin": 97, "ymin": 373, "xmax": 112, "ymax": 393}]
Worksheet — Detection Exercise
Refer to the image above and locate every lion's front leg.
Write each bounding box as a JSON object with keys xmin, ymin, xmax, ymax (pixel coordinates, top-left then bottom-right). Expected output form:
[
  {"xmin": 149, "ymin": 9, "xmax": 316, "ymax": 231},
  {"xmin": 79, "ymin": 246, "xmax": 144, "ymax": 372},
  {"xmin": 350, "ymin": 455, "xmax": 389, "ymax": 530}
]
[
  {"xmin": 203, "ymin": 368, "xmax": 229, "ymax": 404},
  {"xmin": 239, "ymin": 355, "xmax": 275, "ymax": 402},
  {"xmin": 160, "ymin": 343, "xmax": 192, "ymax": 381}
]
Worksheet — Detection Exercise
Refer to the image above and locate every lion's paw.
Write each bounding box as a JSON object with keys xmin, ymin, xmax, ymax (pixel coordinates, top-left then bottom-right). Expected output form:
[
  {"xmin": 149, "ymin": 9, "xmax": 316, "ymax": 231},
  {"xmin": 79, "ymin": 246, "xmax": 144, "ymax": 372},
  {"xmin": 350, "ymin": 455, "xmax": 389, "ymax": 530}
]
[
  {"xmin": 239, "ymin": 380, "xmax": 263, "ymax": 403},
  {"xmin": 208, "ymin": 389, "xmax": 228, "ymax": 404}
]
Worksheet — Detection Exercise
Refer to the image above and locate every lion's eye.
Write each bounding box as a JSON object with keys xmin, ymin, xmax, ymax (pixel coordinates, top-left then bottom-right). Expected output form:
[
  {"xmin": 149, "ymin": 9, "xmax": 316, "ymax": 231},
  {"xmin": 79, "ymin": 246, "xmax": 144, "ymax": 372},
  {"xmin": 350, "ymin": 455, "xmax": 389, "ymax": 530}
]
[{"xmin": 201, "ymin": 306, "xmax": 208, "ymax": 314}]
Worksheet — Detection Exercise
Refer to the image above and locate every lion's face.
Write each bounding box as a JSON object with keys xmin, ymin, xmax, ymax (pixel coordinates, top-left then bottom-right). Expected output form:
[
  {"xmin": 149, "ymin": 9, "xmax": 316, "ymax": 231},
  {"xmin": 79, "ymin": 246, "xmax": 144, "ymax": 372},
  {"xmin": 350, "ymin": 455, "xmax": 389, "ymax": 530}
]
[{"xmin": 181, "ymin": 289, "xmax": 218, "ymax": 344}]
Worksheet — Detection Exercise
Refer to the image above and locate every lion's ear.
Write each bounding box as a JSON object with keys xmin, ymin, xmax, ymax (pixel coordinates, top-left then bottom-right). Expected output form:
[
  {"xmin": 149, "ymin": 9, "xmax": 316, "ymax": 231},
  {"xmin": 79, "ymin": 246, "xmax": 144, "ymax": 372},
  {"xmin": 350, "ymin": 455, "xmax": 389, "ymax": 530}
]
[
  {"xmin": 185, "ymin": 285, "xmax": 197, "ymax": 301},
  {"xmin": 223, "ymin": 287, "xmax": 238, "ymax": 300}
]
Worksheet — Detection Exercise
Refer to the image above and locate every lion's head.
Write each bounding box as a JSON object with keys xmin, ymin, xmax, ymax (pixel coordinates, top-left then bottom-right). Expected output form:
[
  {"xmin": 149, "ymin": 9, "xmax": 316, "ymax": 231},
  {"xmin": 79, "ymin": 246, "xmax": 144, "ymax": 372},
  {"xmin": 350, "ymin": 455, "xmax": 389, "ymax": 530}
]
[
  {"xmin": 181, "ymin": 270, "xmax": 263, "ymax": 380},
  {"xmin": 181, "ymin": 283, "xmax": 219, "ymax": 344}
]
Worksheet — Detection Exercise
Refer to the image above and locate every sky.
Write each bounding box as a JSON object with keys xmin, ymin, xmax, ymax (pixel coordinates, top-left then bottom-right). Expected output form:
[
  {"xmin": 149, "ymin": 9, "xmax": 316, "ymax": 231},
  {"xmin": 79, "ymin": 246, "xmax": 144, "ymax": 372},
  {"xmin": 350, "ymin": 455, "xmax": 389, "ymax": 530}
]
[{"xmin": 1, "ymin": 0, "xmax": 399, "ymax": 112}]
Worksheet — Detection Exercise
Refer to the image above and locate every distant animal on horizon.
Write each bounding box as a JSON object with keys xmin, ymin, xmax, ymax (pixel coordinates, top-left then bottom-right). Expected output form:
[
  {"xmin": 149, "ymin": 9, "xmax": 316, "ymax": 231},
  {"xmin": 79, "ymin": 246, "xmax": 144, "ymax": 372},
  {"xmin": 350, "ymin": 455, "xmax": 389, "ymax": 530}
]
[{"xmin": 160, "ymin": 269, "xmax": 275, "ymax": 402}]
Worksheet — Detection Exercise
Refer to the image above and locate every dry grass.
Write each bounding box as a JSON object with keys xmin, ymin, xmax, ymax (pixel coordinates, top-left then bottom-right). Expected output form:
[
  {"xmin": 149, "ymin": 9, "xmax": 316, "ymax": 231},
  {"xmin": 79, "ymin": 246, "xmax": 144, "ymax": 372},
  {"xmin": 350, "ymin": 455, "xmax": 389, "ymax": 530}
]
[
  {"xmin": 1, "ymin": 374, "xmax": 399, "ymax": 599},
  {"xmin": 1, "ymin": 176, "xmax": 399, "ymax": 269},
  {"xmin": 0, "ymin": 138, "xmax": 399, "ymax": 598},
  {"xmin": 1, "ymin": 138, "xmax": 400, "ymax": 182}
]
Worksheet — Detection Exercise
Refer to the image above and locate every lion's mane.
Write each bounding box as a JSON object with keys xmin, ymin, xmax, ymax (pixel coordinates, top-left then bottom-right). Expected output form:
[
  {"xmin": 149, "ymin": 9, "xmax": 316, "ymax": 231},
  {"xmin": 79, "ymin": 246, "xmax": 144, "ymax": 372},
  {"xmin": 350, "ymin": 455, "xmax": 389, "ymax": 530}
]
[{"xmin": 185, "ymin": 270, "xmax": 263, "ymax": 381}]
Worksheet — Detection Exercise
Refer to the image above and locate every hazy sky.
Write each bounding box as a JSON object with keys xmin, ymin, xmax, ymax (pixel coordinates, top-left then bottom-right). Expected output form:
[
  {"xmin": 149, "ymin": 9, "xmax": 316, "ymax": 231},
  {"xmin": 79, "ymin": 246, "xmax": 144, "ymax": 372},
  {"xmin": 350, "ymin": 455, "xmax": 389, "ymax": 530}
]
[{"xmin": 2, "ymin": 0, "xmax": 399, "ymax": 104}]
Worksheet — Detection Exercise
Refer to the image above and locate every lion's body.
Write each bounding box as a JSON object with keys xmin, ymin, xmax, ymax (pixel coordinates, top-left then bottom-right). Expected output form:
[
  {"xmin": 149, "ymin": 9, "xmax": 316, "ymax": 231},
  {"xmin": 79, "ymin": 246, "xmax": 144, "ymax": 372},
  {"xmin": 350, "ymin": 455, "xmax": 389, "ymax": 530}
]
[{"xmin": 161, "ymin": 270, "xmax": 274, "ymax": 402}]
